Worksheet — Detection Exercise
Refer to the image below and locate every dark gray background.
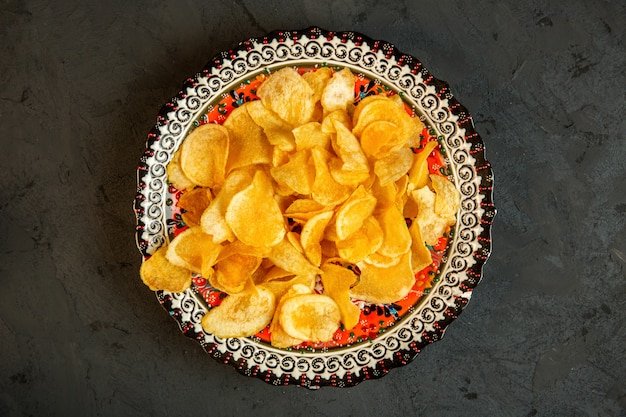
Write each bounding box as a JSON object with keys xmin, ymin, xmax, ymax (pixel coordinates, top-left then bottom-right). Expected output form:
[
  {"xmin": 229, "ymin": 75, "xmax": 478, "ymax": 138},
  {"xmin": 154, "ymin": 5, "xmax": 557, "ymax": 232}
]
[{"xmin": 1, "ymin": 0, "xmax": 625, "ymax": 416}]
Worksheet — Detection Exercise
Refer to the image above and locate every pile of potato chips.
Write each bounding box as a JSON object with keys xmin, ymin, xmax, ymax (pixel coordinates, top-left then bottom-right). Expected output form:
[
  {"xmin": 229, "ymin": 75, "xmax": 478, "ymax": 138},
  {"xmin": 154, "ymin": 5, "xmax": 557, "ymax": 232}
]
[{"xmin": 140, "ymin": 66, "xmax": 461, "ymax": 348}]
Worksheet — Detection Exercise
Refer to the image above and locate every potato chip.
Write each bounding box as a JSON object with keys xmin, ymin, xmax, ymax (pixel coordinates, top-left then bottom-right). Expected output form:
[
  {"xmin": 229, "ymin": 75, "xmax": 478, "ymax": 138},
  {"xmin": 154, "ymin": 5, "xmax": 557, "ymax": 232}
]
[
  {"xmin": 201, "ymin": 285, "xmax": 275, "ymax": 338},
  {"xmin": 408, "ymin": 141, "xmax": 438, "ymax": 190},
  {"xmin": 268, "ymin": 237, "xmax": 321, "ymax": 276},
  {"xmin": 139, "ymin": 246, "xmax": 192, "ymax": 292},
  {"xmin": 300, "ymin": 211, "xmax": 334, "ymax": 267},
  {"xmin": 213, "ymin": 253, "xmax": 262, "ymax": 294},
  {"xmin": 430, "ymin": 174, "xmax": 461, "ymax": 218},
  {"xmin": 292, "ymin": 122, "xmax": 331, "ymax": 151},
  {"xmin": 364, "ymin": 251, "xmax": 402, "ymax": 268},
  {"xmin": 321, "ymin": 109, "xmax": 352, "ymax": 134},
  {"xmin": 200, "ymin": 168, "xmax": 254, "ymax": 243},
  {"xmin": 279, "ymin": 293, "xmax": 341, "ymax": 342},
  {"xmin": 331, "ymin": 120, "xmax": 369, "ymax": 174},
  {"xmin": 335, "ymin": 217, "xmax": 383, "ymax": 263},
  {"xmin": 216, "ymin": 239, "xmax": 271, "ymax": 263},
  {"xmin": 245, "ymin": 99, "xmax": 296, "ymax": 151},
  {"xmin": 411, "ymin": 185, "xmax": 455, "ymax": 245},
  {"xmin": 256, "ymin": 67, "xmax": 316, "ymax": 127},
  {"xmin": 302, "ymin": 67, "xmax": 333, "ymax": 102},
  {"xmin": 359, "ymin": 120, "xmax": 398, "ymax": 158},
  {"xmin": 408, "ymin": 220, "xmax": 433, "ymax": 274},
  {"xmin": 311, "ymin": 146, "xmax": 353, "ymax": 206},
  {"xmin": 180, "ymin": 123, "xmax": 229, "ymax": 188},
  {"xmin": 320, "ymin": 263, "xmax": 360, "ymax": 330},
  {"xmin": 166, "ymin": 227, "xmax": 221, "ymax": 273},
  {"xmin": 321, "ymin": 68, "xmax": 357, "ymax": 113},
  {"xmin": 374, "ymin": 146, "xmax": 415, "ymax": 186},
  {"xmin": 284, "ymin": 198, "xmax": 327, "ymax": 222},
  {"xmin": 350, "ymin": 252, "xmax": 415, "ymax": 304},
  {"xmin": 225, "ymin": 170, "xmax": 286, "ymax": 248},
  {"xmin": 177, "ymin": 187, "xmax": 212, "ymax": 227},
  {"xmin": 376, "ymin": 204, "xmax": 412, "ymax": 258},
  {"xmin": 269, "ymin": 283, "xmax": 312, "ymax": 348},
  {"xmin": 223, "ymin": 103, "xmax": 273, "ymax": 173},
  {"xmin": 166, "ymin": 150, "xmax": 195, "ymax": 191},
  {"xmin": 333, "ymin": 185, "xmax": 377, "ymax": 240},
  {"xmin": 270, "ymin": 149, "xmax": 315, "ymax": 195}
]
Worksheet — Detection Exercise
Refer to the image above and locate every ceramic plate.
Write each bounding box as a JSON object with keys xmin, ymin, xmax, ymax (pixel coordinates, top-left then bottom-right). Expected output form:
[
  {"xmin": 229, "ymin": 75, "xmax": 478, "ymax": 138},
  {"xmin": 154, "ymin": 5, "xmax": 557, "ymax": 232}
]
[{"xmin": 134, "ymin": 27, "xmax": 495, "ymax": 388}]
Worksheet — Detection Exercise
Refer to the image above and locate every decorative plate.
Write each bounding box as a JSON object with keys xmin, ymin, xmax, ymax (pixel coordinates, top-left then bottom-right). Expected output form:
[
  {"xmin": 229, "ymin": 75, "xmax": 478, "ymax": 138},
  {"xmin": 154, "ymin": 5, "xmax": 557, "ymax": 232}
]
[{"xmin": 134, "ymin": 27, "xmax": 495, "ymax": 388}]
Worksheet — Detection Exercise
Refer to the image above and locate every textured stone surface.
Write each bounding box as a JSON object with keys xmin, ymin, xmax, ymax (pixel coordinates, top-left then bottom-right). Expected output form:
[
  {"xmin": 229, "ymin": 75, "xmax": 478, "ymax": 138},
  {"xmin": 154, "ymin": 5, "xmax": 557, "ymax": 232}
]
[{"xmin": 1, "ymin": 0, "xmax": 624, "ymax": 416}]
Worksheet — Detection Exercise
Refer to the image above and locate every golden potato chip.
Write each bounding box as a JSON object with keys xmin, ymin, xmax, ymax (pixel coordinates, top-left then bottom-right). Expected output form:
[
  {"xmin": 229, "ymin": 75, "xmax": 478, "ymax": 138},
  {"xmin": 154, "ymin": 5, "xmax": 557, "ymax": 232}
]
[
  {"xmin": 284, "ymin": 198, "xmax": 327, "ymax": 222},
  {"xmin": 268, "ymin": 237, "xmax": 321, "ymax": 276},
  {"xmin": 408, "ymin": 220, "xmax": 433, "ymax": 274},
  {"xmin": 350, "ymin": 252, "xmax": 415, "ymax": 304},
  {"xmin": 200, "ymin": 168, "xmax": 254, "ymax": 243},
  {"xmin": 166, "ymin": 227, "xmax": 221, "ymax": 273},
  {"xmin": 256, "ymin": 67, "xmax": 316, "ymax": 127},
  {"xmin": 430, "ymin": 174, "xmax": 461, "ymax": 218},
  {"xmin": 177, "ymin": 187, "xmax": 212, "ymax": 227},
  {"xmin": 216, "ymin": 239, "xmax": 271, "ymax": 263},
  {"xmin": 377, "ymin": 204, "xmax": 412, "ymax": 258},
  {"xmin": 225, "ymin": 170, "xmax": 286, "ymax": 248},
  {"xmin": 245, "ymin": 99, "xmax": 296, "ymax": 151},
  {"xmin": 166, "ymin": 150, "xmax": 195, "ymax": 191},
  {"xmin": 374, "ymin": 146, "xmax": 415, "ymax": 186},
  {"xmin": 359, "ymin": 120, "xmax": 398, "ymax": 158},
  {"xmin": 333, "ymin": 185, "xmax": 377, "ymax": 240},
  {"xmin": 320, "ymin": 263, "xmax": 360, "ymax": 330},
  {"xmin": 408, "ymin": 141, "xmax": 438, "ymax": 190},
  {"xmin": 139, "ymin": 246, "xmax": 192, "ymax": 292},
  {"xmin": 201, "ymin": 285, "xmax": 275, "ymax": 338},
  {"xmin": 261, "ymin": 265, "xmax": 295, "ymax": 282},
  {"xmin": 278, "ymin": 293, "xmax": 341, "ymax": 342},
  {"xmin": 223, "ymin": 103, "xmax": 273, "ymax": 173},
  {"xmin": 351, "ymin": 94, "xmax": 387, "ymax": 123},
  {"xmin": 411, "ymin": 185, "xmax": 455, "ymax": 245},
  {"xmin": 335, "ymin": 217, "xmax": 383, "ymax": 263},
  {"xmin": 331, "ymin": 120, "xmax": 369, "ymax": 174},
  {"xmin": 180, "ymin": 123, "xmax": 229, "ymax": 188},
  {"xmin": 261, "ymin": 275, "xmax": 315, "ymax": 300},
  {"xmin": 292, "ymin": 122, "xmax": 331, "ymax": 151},
  {"xmin": 213, "ymin": 253, "xmax": 262, "ymax": 294},
  {"xmin": 364, "ymin": 251, "xmax": 402, "ymax": 268},
  {"xmin": 310, "ymin": 146, "xmax": 353, "ymax": 206},
  {"xmin": 321, "ymin": 68, "xmax": 357, "ymax": 113},
  {"xmin": 270, "ymin": 149, "xmax": 315, "ymax": 195},
  {"xmin": 269, "ymin": 283, "xmax": 312, "ymax": 348},
  {"xmin": 321, "ymin": 109, "xmax": 352, "ymax": 134},
  {"xmin": 300, "ymin": 211, "xmax": 334, "ymax": 267},
  {"xmin": 302, "ymin": 67, "xmax": 333, "ymax": 102}
]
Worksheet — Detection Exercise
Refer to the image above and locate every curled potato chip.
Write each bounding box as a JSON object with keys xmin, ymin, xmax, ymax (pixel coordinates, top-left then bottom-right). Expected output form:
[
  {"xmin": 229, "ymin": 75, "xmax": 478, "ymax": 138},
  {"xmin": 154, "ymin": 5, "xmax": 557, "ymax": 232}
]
[
  {"xmin": 320, "ymin": 263, "xmax": 360, "ymax": 330},
  {"xmin": 336, "ymin": 217, "xmax": 383, "ymax": 263},
  {"xmin": 408, "ymin": 141, "xmax": 438, "ymax": 190},
  {"xmin": 223, "ymin": 103, "xmax": 273, "ymax": 173},
  {"xmin": 292, "ymin": 122, "xmax": 331, "ymax": 151},
  {"xmin": 300, "ymin": 211, "xmax": 334, "ymax": 267},
  {"xmin": 256, "ymin": 67, "xmax": 316, "ymax": 127},
  {"xmin": 302, "ymin": 67, "xmax": 333, "ymax": 102},
  {"xmin": 359, "ymin": 120, "xmax": 398, "ymax": 158},
  {"xmin": 311, "ymin": 146, "xmax": 353, "ymax": 206},
  {"xmin": 333, "ymin": 185, "xmax": 377, "ymax": 240},
  {"xmin": 269, "ymin": 283, "xmax": 312, "ymax": 348},
  {"xmin": 284, "ymin": 198, "xmax": 327, "ymax": 222},
  {"xmin": 180, "ymin": 123, "xmax": 229, "ymax": 188},
  {"xmin": 166, "ymin": 227, "xmax": 221, "ymax": 273},
  {"xmin": 377, "ymin": 204, "xmax": 412, "ymax": 258},
  {"xmin": 409, "ymin": 220, "xmax": 433, "ymax": 274},
  {"xmin": 270, "ymin": 149, "xmax": 315, "ymax": 195},
  {"xmin": 166, "ymin": 150, "xmax": 195, "ymax": 191},
  {"xmin": 140, "ymin": 246, "xmax": 192, "ymax": 292},
  {"xmin": 213, "ymin": 253, "xmax": 262, "ymax": 294},
  {"xmin": 320, "ymin": 68, "xmax": 357, "ymax": 113},
  {"xmin": 177, "ymin": 187, "xmax": 212, "ymax": 227},
  {"xmin": 279, "ymin": 293, "xmax": 341, "ymax": 342},
  {"xmin": 246, "ymin": 99, "xmax": 296, "ymax": 151},
  {"xmin": 411, "ymin": 185, "xmax": 455, "ymax": 245},
  {"xmin": 225, "ymin": 170, "xmax": 286, "ymax": 248},
  {"xmin": 201, "ymin": 285, "xmax": 275, "ymax": 338},
  {"xmin": 374, "ymin": 146, "xmax": 414, "ymax": 186},
  {"xmin": 350, "ymin": 252, "xmax": 415, "ymax": 304},
  {"xmin": 268, "ymin": 237, "xmax": 321, "ymax": 276},
  {"xmin": 430, "ymin": 174, "xmax": 461, "ymax": 218}
]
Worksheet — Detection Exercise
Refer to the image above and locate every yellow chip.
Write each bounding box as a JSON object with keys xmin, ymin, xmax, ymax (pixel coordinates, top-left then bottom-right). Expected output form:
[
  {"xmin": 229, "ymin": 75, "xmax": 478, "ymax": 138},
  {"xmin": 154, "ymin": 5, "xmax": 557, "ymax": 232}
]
[
  {"xmin": 225, "ymin": 170, "xmax": 286, "ymax": 248},
  {"xmin": 139, "ymin": 246, "xmax": 192, "ymax": 292},
  {"xmin": 350, "ymin": 252, "xmax": 415, "ymax": 304},
  {"xmin": 320, "ymin": 263, "xmax": 361, "ymax": 330},
  {"xmin": 300, "ymin": 211, "xmax": 334, "ymax": 267},
  {"xmin": 335, "ymin": 217, "xmax": 383, "ymax": 263},
  {"xmin": 359, "ymin": 120, "xmax": 398, "ymax": 158},
  {"xmin": 268, "ymin": 237, "xmax": 321, "ymax": 276},
  {"xmin": 409, "ymin": 220, "xmax": 433, "ymax": 274},
  {"xmin": 269, "ymin": 149, "xmax": 315, "ymax": 195},
  {"xmin": 166, "ymin": 150, "xmax": 195, "ymax": 191},
  {"xmin": 200, "ymin": 168, "xmax": 254, "ymax": 243},
  {"xmin": 331, "ymin": 120, "xmax": 369, "ymax": 174},
  {"xmin": 245, "ymin": 99, "xmax": 296, "ymax": 151},
  {"xmin": 374, "ymin": 146, "xmax": 415, "ymax": 186},
  {"xmin": 321, "ymin": 109, "xmax": 352, "ymax": 134},
  {"xmin": 310, "ymin": 146, "xmax": 353, "ymax": 206},
  {"xmin": 408, "ymin": 141, "xmax": 438, "ymax": 190},
  {"xmin": 177, "ymin": 187, "xmax": 212, "ymax": 227},
  {"xmin": 302, "ymin": 67, "xmax": 333, "ymax": 102},
  {"xmin": 269, "ymin": 283, "xmax": 312, "ymax": 348},
  {"xmin": 333, "ymin": 185, "xmax": 377, "ymax": 240},
  {"xmin": 411, "ymin": 185, "xmax": 455, "ymax": 245},
  {"xmin": 214, "ymin": 253, "xmax": 262, "ymax": 294},
  {"xmin": 292, "ymin": 122, "xmax": 331, "ymax": 151},
  {"xmin": 201, "ymin": 285, "xmax": 275, "ymax": 338},
  {"xmin": 320, "ymin": 68, "xmax": 357, "ymax": 113},
  {"xmin": 284, "ymin": 198, "xmax": 328, "ymax": 222},
  {"xmin": 223, "ymin": 103, "xmax": 273, "ymax": 173},
  {"xmin": 430, "ymin": 174, "xmax": 461, "ymax": 218},
  {"xmin": 256, "ymin": 67, "xmax": 316, "ymax": 127},
  {"xmin": 377, "ymin": 204, "xmax": 412, "ymax": 258},
  {"xmin": 278, "ymin": 293, "xmax": 341, "ymax": 342},
  {"xmin": 216, "ymin": 239, "xmax": 271, "ymax": 263},
  {"xmin": 180, "ymin": 123, "xmax": 230, "ymax": 188},
  {"xmin": 166, "ymin": 227, "xmax": 221, "ymax": 274}
]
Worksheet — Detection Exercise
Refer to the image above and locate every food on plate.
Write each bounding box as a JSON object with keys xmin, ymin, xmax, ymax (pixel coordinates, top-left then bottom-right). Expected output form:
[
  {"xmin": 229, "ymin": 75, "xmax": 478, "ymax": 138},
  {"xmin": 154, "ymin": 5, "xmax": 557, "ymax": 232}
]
[{"xmin": 140, "ymin": 66, "xmax": 461, "ymax": 347}]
